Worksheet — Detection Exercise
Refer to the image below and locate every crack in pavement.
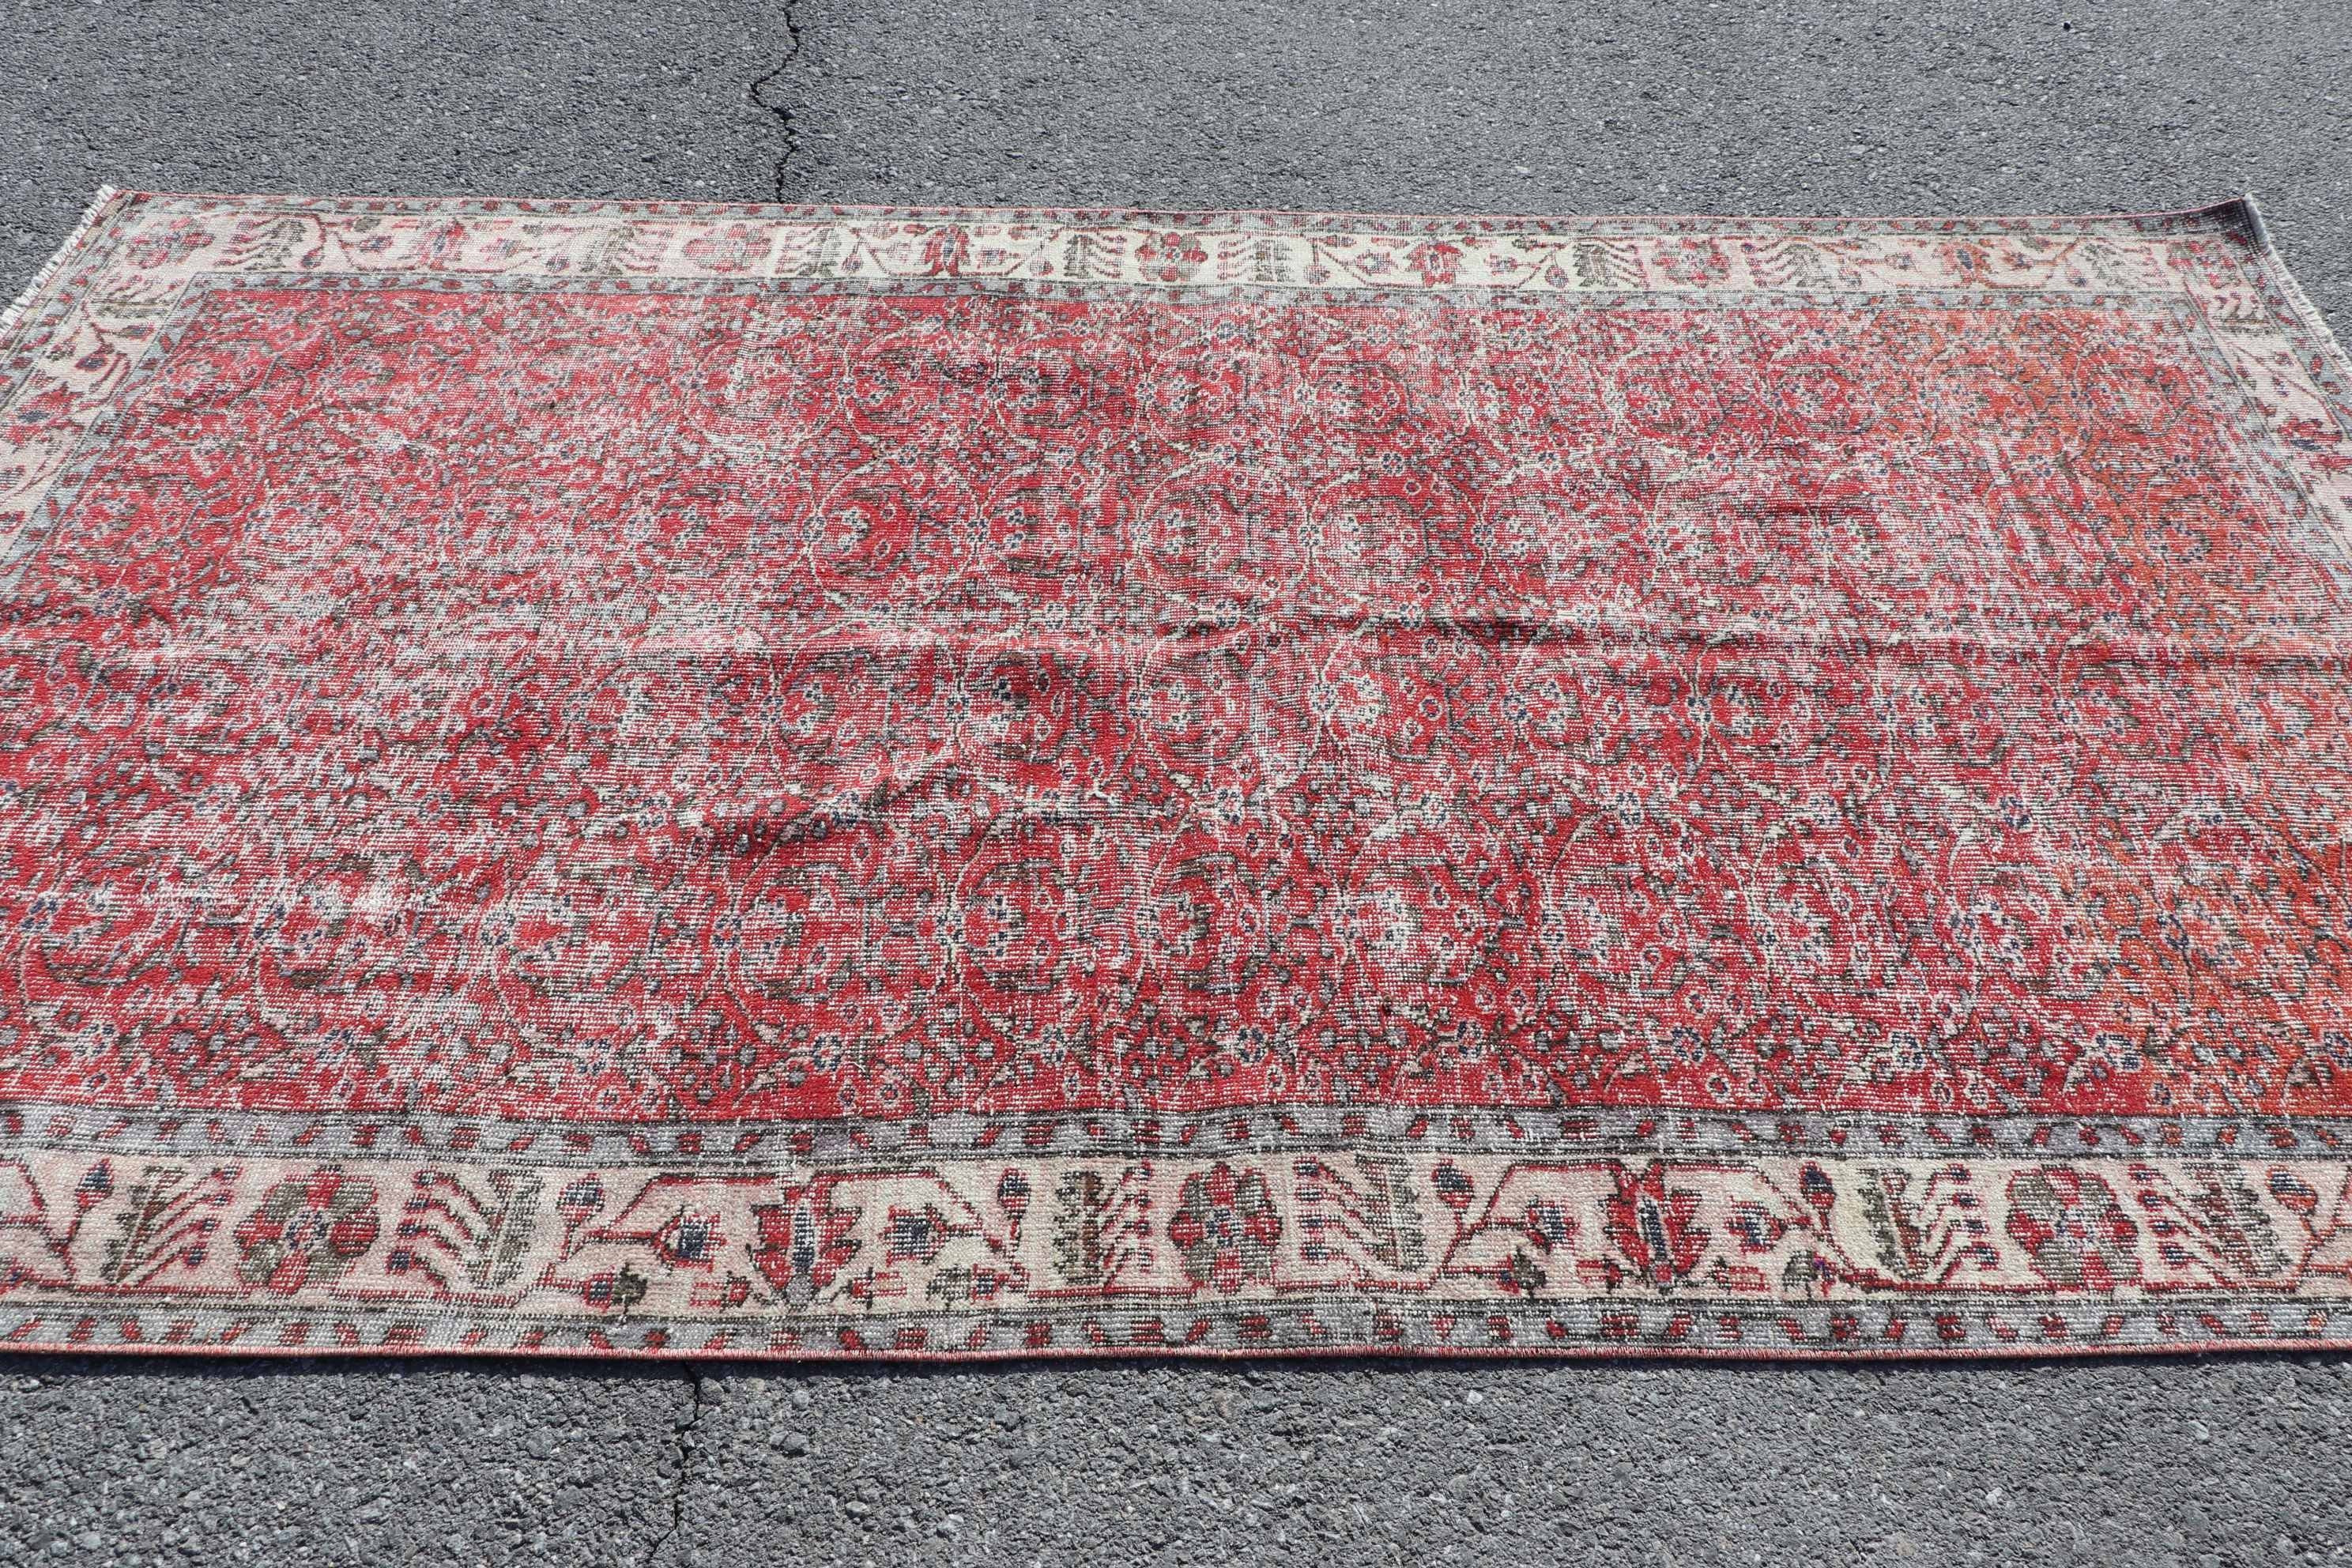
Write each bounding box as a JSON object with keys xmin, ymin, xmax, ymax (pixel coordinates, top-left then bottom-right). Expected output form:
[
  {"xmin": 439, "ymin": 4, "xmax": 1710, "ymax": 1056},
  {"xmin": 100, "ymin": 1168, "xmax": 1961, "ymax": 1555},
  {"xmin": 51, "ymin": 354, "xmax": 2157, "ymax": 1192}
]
[
  {"xmin": 647, "ymin": 1366, "xmax": 709, "ymax": 1567},
  {"xmin": 749, "ymin": 0, "xmax": 808, "ymax": 202}
]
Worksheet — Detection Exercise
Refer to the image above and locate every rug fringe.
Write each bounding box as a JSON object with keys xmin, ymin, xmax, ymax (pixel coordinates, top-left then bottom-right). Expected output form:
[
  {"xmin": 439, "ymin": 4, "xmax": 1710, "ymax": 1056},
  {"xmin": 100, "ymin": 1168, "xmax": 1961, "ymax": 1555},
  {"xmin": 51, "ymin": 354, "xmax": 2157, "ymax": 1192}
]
[{"xmin": 1, "ymin": 185, "xmax": 123, "ymax": 341}]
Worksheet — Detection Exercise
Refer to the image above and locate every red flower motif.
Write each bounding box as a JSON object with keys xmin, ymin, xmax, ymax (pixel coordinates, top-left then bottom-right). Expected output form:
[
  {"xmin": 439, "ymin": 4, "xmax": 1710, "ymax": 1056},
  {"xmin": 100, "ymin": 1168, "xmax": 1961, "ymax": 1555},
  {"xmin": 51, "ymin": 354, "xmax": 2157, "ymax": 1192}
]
[
  {"xmin": 922, "ymin": 225, "xmax": 972, "ymax": 277},
  {"xmin": 232, "ymin": 1170, "xmax": 380, "ymax": 1295},
  {"xmin": 748, "ymin": 1179, "xmax": 861, "ymax": 1300},
  {"xmin": 1655, "ymin": 238, "xmax": 1730, "ymax": 286},
  {"xmin": 1603, "ymin": 1162, "xmax": 1709, "ymax": 1287},
  {"xmin": 2003, "ymin": 1167, "xmax": 2141, "ymax": 1291},
  {"xmin": 1410, "ymin": 242, "xmax": 1461, "ymax": 287},
  {"xmin": 1169, "ymin": 1163, "xmax": 1280, "ymax": 1292},
  {"xmin": 684, "ymin": 223, "xmax": 767, "ymax": 273},
  {"xmin": 122, "ymin": 217, "xmax": 212, "ymax": 271},
  {"xmin": 1136, "ymin": 231, "xmax": 1208, "ymax": 283}
]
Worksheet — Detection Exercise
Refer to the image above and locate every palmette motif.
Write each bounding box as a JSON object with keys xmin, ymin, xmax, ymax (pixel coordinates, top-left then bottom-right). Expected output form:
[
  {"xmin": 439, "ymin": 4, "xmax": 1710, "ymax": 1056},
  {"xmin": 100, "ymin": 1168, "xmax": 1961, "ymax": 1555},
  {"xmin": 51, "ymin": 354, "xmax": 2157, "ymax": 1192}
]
[{"xmin": 2, "ymin": 191, "xmax": 2352, "ymax": 1357}]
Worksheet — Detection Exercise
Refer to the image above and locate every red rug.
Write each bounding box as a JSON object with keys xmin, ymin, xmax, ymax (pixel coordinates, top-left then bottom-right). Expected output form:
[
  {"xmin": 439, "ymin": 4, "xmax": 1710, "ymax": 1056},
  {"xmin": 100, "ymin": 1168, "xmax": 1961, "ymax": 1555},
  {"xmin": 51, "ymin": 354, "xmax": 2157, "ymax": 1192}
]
[{"xmin": 2, "ymin": 190, "xmax": 2350, "ymax": 1359}]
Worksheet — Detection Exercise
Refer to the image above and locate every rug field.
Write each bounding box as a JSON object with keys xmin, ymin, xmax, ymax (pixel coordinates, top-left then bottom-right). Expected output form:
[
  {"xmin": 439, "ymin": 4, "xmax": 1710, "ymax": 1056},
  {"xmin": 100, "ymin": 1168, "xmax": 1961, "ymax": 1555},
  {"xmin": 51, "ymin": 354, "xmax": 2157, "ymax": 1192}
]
[{"xmin": 2, "ymin": 190, "xmax": 2350, "ymax": 1359}]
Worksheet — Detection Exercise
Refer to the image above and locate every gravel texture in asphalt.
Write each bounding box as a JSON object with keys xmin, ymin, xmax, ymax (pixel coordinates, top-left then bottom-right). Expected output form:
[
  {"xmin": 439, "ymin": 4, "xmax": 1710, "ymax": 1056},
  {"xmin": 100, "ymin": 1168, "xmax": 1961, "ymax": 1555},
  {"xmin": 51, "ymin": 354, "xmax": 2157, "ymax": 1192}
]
[{"xmin": 4, "ymin": 2, "xmax": 2352, "ymax": 1562}]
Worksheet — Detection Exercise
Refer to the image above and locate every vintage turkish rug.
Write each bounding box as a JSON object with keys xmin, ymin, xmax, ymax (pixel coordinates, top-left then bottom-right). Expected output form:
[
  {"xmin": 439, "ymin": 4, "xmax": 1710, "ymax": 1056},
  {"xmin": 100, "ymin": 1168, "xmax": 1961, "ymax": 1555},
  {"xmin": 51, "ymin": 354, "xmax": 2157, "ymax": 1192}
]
[{"xmin": 2, "ymin": 191, "xmax": 2350, "ymax": 1361}]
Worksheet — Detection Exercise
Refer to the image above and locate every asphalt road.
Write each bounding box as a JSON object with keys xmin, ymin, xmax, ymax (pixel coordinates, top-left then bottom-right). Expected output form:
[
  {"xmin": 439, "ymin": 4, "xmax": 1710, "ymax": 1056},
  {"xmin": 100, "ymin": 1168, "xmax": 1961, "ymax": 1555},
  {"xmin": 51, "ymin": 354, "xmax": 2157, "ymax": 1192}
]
[{"xmin": 5, "ymin": 2, "xmax": 2352, "ymax": 1563}]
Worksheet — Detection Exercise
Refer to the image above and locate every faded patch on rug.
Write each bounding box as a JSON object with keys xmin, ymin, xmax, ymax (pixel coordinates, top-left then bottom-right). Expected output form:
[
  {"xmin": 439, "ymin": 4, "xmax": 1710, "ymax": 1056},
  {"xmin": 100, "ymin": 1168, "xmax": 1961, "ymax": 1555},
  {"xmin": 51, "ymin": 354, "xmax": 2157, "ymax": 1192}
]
[{"xmin": 2, "ymin": 190, "xmax": 2351, "ymax": 1360}]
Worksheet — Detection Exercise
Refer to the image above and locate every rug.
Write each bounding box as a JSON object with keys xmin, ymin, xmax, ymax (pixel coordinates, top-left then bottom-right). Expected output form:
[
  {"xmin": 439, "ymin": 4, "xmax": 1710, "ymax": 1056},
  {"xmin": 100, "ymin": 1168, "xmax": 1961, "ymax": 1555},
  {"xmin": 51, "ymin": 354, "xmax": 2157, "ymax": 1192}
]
[{"xmin": 2, "ymin": 191, "xmax": 2350, "ymax": 1360}]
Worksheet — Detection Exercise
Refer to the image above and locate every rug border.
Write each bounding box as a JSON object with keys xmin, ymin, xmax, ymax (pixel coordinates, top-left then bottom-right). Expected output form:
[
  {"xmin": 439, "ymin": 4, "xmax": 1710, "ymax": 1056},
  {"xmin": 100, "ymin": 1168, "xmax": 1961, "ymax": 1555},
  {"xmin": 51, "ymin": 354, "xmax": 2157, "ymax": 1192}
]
[{"xmin": 0, "ymin": 187, "xmax": 2294, "ymax": 355}]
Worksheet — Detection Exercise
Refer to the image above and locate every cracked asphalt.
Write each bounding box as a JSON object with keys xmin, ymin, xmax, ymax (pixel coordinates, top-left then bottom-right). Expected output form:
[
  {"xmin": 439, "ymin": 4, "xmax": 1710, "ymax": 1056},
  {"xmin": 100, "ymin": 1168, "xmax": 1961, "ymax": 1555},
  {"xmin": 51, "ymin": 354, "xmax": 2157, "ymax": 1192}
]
[{"xmin": 5, "ymin": 1, "xmax": 2352, "ymax": 1562}]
